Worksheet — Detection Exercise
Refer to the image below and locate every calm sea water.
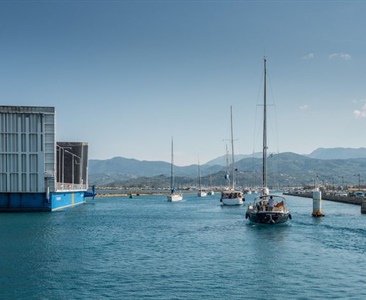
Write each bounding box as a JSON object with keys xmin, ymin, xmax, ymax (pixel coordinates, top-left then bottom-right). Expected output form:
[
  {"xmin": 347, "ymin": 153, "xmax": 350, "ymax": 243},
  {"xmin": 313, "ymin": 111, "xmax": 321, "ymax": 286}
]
[{"xmin": 1, "ymin": 193, "xmax": 365, "ymax": 300}]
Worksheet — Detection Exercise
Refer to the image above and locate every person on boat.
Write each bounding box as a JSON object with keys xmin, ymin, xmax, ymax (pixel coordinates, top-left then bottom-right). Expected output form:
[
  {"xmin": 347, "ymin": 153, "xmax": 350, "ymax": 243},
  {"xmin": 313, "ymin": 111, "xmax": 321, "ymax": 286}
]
[
  {"xmin": 268, "ymin": 196, "xmax": 274, "ymax": 211},
  {"xmin": 259, "ymin": 200, "xmax": 266, "ymax": 211}
]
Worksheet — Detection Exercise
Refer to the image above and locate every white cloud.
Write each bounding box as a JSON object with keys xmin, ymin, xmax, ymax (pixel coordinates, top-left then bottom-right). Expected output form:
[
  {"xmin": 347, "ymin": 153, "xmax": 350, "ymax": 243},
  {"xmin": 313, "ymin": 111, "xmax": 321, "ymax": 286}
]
[
  {"xmin": 329, "ymin": 53, "xmax": 351, "ymax": 60},
  {"xmin": 302, "ymin": 53, "xmax": 314, "ymax": 60},
  {"xmin": 300, "ymin": 105, "xmax": 309, "ymax": 110},
  {"xmin": 352, "ymin": 98, "xmax": 366, "ymax": 104},
  {"xmin": 353, "ymin": 103, "xmax": 366, "ymax": 118}
]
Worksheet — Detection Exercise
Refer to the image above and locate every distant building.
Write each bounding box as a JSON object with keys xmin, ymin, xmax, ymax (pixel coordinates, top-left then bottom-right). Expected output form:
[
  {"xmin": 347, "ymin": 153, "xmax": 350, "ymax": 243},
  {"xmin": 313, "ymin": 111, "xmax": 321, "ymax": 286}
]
[{"xmin": 0, "ymin": 105, "xmax": 93, "ymax": 211}]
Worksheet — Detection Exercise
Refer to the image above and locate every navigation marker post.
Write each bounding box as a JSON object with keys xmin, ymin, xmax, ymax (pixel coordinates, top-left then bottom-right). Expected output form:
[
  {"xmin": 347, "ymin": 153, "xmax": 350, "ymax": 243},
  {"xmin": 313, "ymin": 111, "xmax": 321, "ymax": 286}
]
[{"xmin": 312, "ymin": 188, "xmax": 324, "ymax": 217}]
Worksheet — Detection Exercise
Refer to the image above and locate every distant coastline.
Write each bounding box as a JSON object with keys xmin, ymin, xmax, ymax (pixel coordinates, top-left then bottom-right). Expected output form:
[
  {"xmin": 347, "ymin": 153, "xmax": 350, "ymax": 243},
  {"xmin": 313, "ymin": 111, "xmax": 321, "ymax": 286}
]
[{"xmin": 95, "ymin": 188, "xmax": 197, "ymax": 198}]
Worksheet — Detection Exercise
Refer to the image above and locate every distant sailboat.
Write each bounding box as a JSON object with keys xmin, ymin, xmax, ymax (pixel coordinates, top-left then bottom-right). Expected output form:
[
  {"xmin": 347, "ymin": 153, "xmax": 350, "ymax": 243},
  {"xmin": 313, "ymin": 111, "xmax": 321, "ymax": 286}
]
[
  {"xmin": 167, "ymin": 138, "xmax": 183, "ymax": 202},
  {"xmin": 220, "ymin": 106, "xmax": 244, "ymax": 206},
  {"xmin": 245, "ymin": 58, "xmax": 291, "ymax": 224},
  {"xmin": 207, "ymin": 174, "xmax": 215, "ymax": 196}
]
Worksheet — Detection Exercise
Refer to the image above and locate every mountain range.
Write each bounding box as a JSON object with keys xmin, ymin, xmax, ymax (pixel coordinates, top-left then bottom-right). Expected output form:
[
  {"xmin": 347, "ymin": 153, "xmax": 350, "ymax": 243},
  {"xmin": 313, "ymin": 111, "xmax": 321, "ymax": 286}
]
[{"xmin": 88, "ymin": 147, "xmax": 366, "ymax": 188}]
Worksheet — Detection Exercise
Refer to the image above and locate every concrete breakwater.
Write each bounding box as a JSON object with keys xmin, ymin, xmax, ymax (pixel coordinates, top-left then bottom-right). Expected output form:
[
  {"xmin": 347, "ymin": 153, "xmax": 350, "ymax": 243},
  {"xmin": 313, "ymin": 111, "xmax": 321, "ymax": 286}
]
[
  {"xmin": 283, "ymin": 192, "xmax": 364, "ymax": 205},
  {"xmin": 95, "ymin": 192, "xmax": 164, "ymax": 198},
  {"xmin": 95, "ymin": 190, "xmax": 198, "ymax": 198}
]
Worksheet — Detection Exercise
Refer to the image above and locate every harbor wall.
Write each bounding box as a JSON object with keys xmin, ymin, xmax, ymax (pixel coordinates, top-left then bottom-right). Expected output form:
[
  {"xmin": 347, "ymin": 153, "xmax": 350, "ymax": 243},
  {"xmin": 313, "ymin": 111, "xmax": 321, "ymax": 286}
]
[{"xmin": 283, "ymin": 192, "xmax": 363, "ymax": 205}]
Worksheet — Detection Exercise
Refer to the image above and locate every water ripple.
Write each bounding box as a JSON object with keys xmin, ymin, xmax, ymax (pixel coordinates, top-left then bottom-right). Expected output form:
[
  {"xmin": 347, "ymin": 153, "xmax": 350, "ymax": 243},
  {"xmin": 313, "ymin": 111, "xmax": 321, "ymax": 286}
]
[{"xmin": 1, "ymin": 194, "xmax": 366, "ymax": 299}]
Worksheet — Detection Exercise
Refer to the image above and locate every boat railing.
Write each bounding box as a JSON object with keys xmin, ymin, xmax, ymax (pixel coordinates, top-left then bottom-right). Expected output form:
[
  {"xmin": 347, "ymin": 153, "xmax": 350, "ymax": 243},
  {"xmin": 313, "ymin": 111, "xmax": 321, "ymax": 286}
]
[
  {"xmin": 56, "ymin": 182, "xmax": 88, "ymax": 191},
  {"xmin": 253, "ymin": 195, "xmax": 287, "ymax": 212}
]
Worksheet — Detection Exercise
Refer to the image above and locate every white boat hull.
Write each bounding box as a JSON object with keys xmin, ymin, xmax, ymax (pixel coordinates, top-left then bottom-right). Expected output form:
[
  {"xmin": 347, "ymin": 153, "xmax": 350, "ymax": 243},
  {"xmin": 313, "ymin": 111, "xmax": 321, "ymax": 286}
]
[
  {"xmin": 220, "ymin": 190, "xmax": 244, "ymax": 206},
  {"xmin": 222, "ymin": 198, "xmax": 244, "ymax": 206},
  {"xmin": 167, "ymin": 194, "xmax": 183, "ymax": 202},
  {"xmin": 197, "ymin": 191, "xmax": 207, "ymax": 197}
]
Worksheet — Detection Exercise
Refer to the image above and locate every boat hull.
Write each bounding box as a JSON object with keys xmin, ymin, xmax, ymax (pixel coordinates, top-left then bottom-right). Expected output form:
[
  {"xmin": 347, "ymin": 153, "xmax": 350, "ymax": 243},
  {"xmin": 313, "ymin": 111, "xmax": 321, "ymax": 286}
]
[
  {"xmin": 220, "ymin": 190, "xmax": 244, "ymax": 206},
  {"xmin": 221, "ymin": 198, "xmax": 244, "ymax": 206},
  {"xmin": 197, "ymin": 191, "xmax": 207, "ymax": 197},
  {"xmin": 246, "ymin": 211, "xmax": 291, "ymax": 225},
  {"xmin": 167, "ymin": 194, "xmax": 183, "ymax": 202}
]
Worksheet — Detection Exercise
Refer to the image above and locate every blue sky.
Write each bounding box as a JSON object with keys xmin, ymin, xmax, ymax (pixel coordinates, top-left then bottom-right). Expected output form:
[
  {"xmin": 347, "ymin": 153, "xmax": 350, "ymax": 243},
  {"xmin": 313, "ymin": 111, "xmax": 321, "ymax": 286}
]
[{"xmin": 1, "ymin": 0, "xmax": 365, "ymax": 166}]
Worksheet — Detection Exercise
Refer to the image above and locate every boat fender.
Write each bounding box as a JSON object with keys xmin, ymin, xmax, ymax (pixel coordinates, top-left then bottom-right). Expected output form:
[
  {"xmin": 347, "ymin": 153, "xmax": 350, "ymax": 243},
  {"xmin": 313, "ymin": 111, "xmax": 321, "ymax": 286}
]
[
  {"xmin": 289, "ymin": 214, "xmax": 292, "ymax": 220},
  {"xmin": 245, "ymin": 213, "xmax": 249, "ymax": 219}
]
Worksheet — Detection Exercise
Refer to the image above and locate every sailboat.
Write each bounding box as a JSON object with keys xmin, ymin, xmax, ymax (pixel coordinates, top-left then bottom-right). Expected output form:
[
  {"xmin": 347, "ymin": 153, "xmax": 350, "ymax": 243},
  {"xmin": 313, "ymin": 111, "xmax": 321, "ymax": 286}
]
[
  {"xmin": 207, "ymin": 174, "xmax": 215, "ymax": 196},
  {"xmin": 197, "ymin": 159, "xmax": 207, "ymax": 197},
  {"xmin": 167, "ymin": 138, "xmax": 183, "ymax": 202},
  {"xmin": 220, "ymin": 106, "xmax": 244, "ymax": 206},
  {"xmin": 245, "ymin": 57, "xmax": 291, "ymax": 224}
]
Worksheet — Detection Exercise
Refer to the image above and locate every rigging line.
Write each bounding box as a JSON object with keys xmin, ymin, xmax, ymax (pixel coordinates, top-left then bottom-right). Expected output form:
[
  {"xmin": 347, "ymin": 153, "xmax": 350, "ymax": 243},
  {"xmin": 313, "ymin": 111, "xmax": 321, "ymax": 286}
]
[{"xmin": 267, "ymin": 66, "xmax": 282, "ymax": 189}]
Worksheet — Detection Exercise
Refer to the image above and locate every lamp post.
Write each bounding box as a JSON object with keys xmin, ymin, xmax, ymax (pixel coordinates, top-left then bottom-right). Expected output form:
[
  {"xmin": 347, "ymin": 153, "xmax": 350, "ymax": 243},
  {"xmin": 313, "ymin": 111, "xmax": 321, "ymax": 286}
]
[
  {"xmin": 354, "ymin": 174, "xmax": 361, "ymax": 191},
  {"xmin": 56, "ymin": 145, "xmax": 66, "ymax": 188}
]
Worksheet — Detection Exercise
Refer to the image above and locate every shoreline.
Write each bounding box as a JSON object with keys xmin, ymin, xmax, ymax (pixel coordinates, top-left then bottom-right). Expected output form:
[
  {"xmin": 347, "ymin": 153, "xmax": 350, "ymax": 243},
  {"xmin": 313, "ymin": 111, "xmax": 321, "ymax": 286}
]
[{"xmin": 95, "ymin": 191, "xmax": 198, "ymax": 198}]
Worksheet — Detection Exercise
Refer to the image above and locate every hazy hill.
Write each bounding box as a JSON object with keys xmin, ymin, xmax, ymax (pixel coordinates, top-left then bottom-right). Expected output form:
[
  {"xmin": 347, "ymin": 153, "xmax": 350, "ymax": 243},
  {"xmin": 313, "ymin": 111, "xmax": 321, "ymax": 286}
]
[
  {"xmin": 205, "ymin": 152, "xmax": 262, "ymax": 166},
  {"xmin": 89, "ymin": 147, "xmax": 366, "ymax": 177},
  {"xmin": 308, "ymin": 147, "xmax": 366, "ymax": 159},
  {"xmin": 88, "ymin": 149, "xmax": 366, "ymax": 188},
  {"xmin": 202, "ymin": 147, "xmax": 366, "ymax": 166},
  {"xmin": 89, "ymin": 156, "xmax": 223, "ymax": 178}
]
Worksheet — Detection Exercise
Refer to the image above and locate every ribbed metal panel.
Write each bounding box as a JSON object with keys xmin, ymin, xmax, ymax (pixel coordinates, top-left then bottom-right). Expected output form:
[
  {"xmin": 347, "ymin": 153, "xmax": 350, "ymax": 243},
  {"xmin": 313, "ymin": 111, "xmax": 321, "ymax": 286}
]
[{"xmin": 0, "ymin": 106, "xmax": 56, "ymax": 193}]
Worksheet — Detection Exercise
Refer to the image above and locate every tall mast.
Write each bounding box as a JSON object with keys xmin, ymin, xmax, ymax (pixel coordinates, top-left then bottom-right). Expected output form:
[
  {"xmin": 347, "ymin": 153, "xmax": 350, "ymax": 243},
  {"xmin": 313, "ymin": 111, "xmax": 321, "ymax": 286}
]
[
  {"xmin": 263, "ymin": 57, "xmax": 268, "ymax": 189},
  {"xmin": 170, "ymin": 137, "xmax": 174, "ymax": 192},
  {"xmin": 230, "ymin": 106, "xmax": 235, "ymax": 189},
  {"xmin": 225, "ymin": 144, "xmax": 231, "ymax": 188},
  {"xmin": 198, "ymin": 157, "xmax": 202, "ymax": 190}
]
